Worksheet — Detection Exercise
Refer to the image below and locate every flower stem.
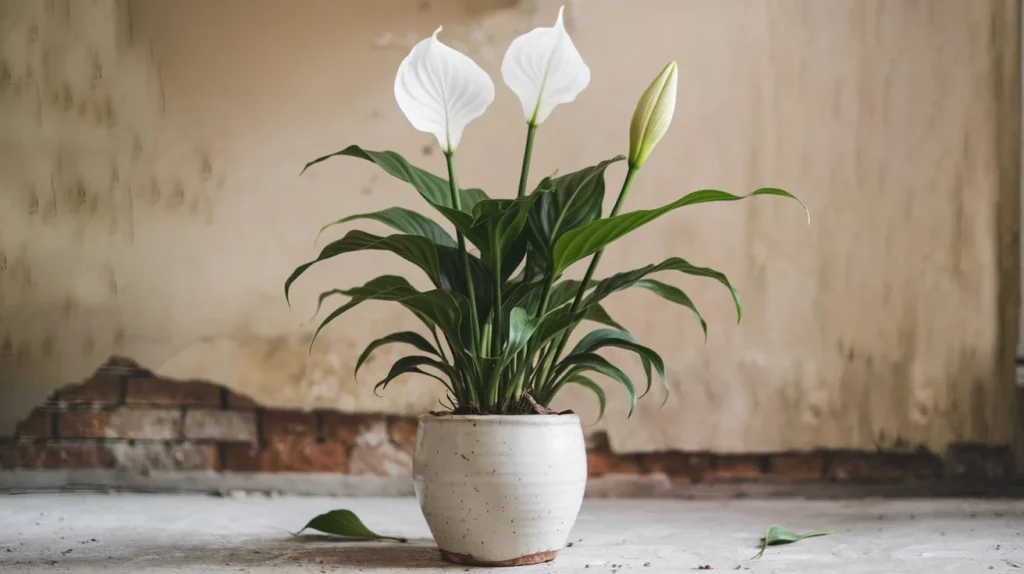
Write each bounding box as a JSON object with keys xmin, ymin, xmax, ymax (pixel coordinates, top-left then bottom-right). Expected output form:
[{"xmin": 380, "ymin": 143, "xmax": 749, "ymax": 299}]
[
  {"xmin": 445, "ymin": 151, "xmax": 482, "ymax": 355},
  {"xmin": 538, "ymin": 165, "xmax": 640, "ymax": 391},
  {"xmin": 516, "ymin": 123, "xmax": 538, "ymax": 198}
]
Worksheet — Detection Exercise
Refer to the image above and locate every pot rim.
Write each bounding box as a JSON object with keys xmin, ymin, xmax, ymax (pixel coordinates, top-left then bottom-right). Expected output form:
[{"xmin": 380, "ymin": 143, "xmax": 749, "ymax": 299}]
[{"xmin": 418, "ymin": 412, "xmax": 580, "ymax": 425}]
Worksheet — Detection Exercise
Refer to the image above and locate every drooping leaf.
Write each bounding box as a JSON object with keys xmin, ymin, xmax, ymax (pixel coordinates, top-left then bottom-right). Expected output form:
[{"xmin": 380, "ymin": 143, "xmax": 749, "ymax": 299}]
[
  {"xmin": 755, "ymin": 525, "xmax": 830, "ymax": 559},
  {"xmin": 587, "ymin": 257, "xmax": 741, "ymax": 322},
  {"xmin": 316, "ymin": 207, "xmax": 456, "ymax": 248},
  {"xmin": 285, "ymin": 231, "xmax": 440, "ymax": 305},
  {"xmin": 583, "ymin": 303, "xmax": 626, "ymax": 331},
  {"xmin": 301, "ymin": 145, "xmax": 488, "ymax": 213},
  {"xmin": 354, "ymin": 331, "xmax": 439, "ymax": 381},
  {"xmin": 552, "ymin": 352, "xmax": 636, "ymax": 416},
  {"xmin": 632, "ymin": 279, "xmax": 707, "ymax": 341},
  {"xmin": 374, "ymin": 355, "xmax": 456, "ymax": 396},
  {"xmin": 569, "ymin": 329, "xmax": 664, "ymax": 400},
  {"xmin": 295, "ymin": 509, "xmax": 407, "ymax": 542},
  {"xmin": 562, "ymin": 375, "xmax": 606, "ymax": 421},
  {"xmin": 552, "ymin": 187, "xmax": 809, "ymax": 275}
]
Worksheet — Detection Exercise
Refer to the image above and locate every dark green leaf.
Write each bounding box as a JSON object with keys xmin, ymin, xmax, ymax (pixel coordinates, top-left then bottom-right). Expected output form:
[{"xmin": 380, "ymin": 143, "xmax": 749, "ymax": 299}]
[
  {"xmin": 554, "ymin": 352, "xmax": 636, "ymax": 416},
  {"xmin": 552, "ymin": 188, "xmax": 808, "ymax": 275},
  {"xmin": 354, "ymin": 331, "xmax": 439, "ymax": 381},
  {"xmin": 301, "ymin": 145, "xmax": 486, "ymax": 213},
  {"xmin": 527, "ymin": 156, "xmax": 625, "ymax": 271},
  {"xmin": 755, "ymin": 525, "xmax": 830, "ymax": 559},
  {"xmin": 374, "ymin": 355, "xmax": 455, "ymax": 396},
  {"xmin": 503, "ymin": 307, "xmax": 538, "ymax": 365},
  {"xmin": 569, "ymin": 329, "xmax": 665, "ymax": 401},
  {"xmin": 295, "ymin": 509, "xmax": 407, "ymax": 542},
  {"xmin": 316, "ymin": 207, "xmax": 456, "ymax": 248},
  {"xmin": 285, "ymin": 231, "xmax": 440, "ymax": 305},
  {"xmin": 583, "ymin": 303, "xmax": 626, "ymax": 331},
  {"xmin": 632, "ymin": 279, "xmax": 707, "ymax": 341},
  {"xmin": 563, "ymin": 375, "xmax": 606, "ymax": 421},
  {"xmin": 587, "ymin": 257, "xmax": 741, "ymax": 322}
]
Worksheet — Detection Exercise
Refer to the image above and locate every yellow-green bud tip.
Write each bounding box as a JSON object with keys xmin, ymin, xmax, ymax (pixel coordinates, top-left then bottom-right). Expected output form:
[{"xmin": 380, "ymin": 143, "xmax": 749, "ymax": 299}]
[{"xmin": 628, "ymin": 61, "xmax": 678, "ymax": 169}]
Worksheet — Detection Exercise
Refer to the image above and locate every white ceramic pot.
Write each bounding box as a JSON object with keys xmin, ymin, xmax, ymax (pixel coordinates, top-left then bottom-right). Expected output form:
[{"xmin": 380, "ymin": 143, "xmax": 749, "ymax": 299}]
[{"xmin": 413, "ymin": 414, "xmax": 587, "ymax": 567}]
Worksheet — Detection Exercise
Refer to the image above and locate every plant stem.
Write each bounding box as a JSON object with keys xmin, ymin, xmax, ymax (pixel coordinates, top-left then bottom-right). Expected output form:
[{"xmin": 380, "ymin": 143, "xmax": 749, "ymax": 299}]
[
  {"xmin": 445, "ymin": 152, "xmax": 482, "ymax": 355},
  {"xmin": 538, "ymin": 165, "xmax": 640, "ymax": 391},
  {"xmin": 516, "ymin": 123, "xmax": 538, "ymax": 198}
]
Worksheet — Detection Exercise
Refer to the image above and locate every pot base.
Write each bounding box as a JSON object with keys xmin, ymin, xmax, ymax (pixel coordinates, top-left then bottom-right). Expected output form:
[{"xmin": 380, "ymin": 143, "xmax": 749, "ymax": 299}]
[{"xmin": 440, "ymin": 549, "xmax": 559, "ymax": 567}]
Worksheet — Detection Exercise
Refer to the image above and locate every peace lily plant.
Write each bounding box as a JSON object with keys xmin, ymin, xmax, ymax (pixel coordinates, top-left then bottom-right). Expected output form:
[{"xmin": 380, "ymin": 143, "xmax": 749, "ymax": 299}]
[{"xmin": 287, "ymin": 7, "xmax": 806, "ymax": 566}]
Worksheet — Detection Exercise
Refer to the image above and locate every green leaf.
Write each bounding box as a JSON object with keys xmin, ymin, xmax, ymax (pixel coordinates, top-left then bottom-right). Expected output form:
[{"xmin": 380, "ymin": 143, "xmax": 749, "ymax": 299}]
[
  {"xmin": 552, "ymin": 187, "xmax": 808, "ymax": 275},
  {"xmin": 563, "ymin": 375, "xmax": 606, "ymax": 421},
  {"xmin": 632, "ymin": 279, "xmax": 707, "ymax": 341},
  {"xmin": 554, "ymin": 352, "xmax": 636, "ymax": 416},
  {"xmin": 587, "ymin": 257, "xmax": 741, "ymax": 322},
  {"xmin": 374, "ymin": 355, "xmax": 455, "ymax": 396},
  {"xmin": 295, "ymin": 509, "xmax": 407, "ymax": 542},
  {"xmin": 527, "ymin": 156, "xmax": 625, "ymax": 271},
  {"xmin": 285, "ymin": 231, "xmax": 440, "ymax": 305},
  {"xmin": 354, "ymin": 331, "xmax": 439, "ymax": 381},
  {"xmin": 569, "ymin": 329, "xmax": 665, "ymax": 401},
  {"xmin": 503, "ymin": 307, "xmax": 539, "ymax": 365},
  {"xmin": 301, "ymin": 145, "xmax": 487, "ymax": 213},
  {"xmin": 316, "ymin": 207, "xmax": 456, "ymax": 248},
  {"xmin": 755, "ymin": 525, "xmax": 831, "ymax": 559},
  {"xmin": 583, "ymin": 303, "xmax": 626, "ymax": 331}
]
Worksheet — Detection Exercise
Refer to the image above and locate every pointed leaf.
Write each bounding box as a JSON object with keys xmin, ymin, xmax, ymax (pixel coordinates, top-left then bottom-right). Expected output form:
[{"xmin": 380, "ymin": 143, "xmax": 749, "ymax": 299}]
[
  {"xmin": 587, "ymin": 257, "xmax": 741, "ymax": 322},
  {"xmin": 583, "ymin": 303, "xmax": 626, "ymax": 331},
  {"xmin": 554, "ymin": 352, "xmax": 636, "ymax": 416},
  {"xmin": 570, "ymin": 328, "xmax": 664, "ymax": 400},
  {"xmin": 503, "ymin": 307, "xmax": 539, "ymax": 365},
  {"xmin": 755, "ymin": 525, "xmax": 831, "ymax": 559},
  {"xmin": 316, "ymin": 207, "xmax": 456, "ymax": 248},
  {"xmin": 501, "ymin": 6, "xmax": 590, "ymax": 125},
  {"xmin": 563, "ymin": 375, "xmax": 606, "ymax": 422},
  {"xmin": 395, "ymin": 27, "xmax": 495, "ymax": 152},
  {"xmin": 301, "ymin": 145, "xmax": 487, "ymax": 213},
  {"xmin": 296, "ymin": 509, "xmax": 407, "ymax": 542},
  {"xmin": 552, "ymin": 188, "xmax": 809, "ymax": 274},
  {"xmin": 355, "ymin": 331, "xmax": 439, "ymax": 381},
  {"xmin": 632, "ymin": 279, "xmax": 707, "ymax": 341},
  {"xmin": 374, "ymin": 355, "xmax": 456, "ymax": 396}
]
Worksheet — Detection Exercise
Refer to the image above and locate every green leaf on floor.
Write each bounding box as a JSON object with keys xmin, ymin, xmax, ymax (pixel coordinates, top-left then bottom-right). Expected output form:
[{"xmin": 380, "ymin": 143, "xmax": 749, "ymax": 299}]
[
  {"xmin": 754, "ymin": 525, "xmax": 830, "ymax": 558},
  {"xmin": 294, "ymin": 509, "xmax": 408, "ymax": 542}
]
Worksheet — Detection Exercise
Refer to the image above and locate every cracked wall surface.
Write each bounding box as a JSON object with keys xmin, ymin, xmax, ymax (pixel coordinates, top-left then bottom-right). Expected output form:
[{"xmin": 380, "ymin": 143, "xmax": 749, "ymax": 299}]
[{"xmin": 0, "ymin": 0, "xmax": 1020, "ymax": 456}]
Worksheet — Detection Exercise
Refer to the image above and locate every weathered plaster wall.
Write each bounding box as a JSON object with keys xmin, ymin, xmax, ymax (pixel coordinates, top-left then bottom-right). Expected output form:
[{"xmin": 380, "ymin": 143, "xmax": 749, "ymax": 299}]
[{"xmin": 0, "ymin": 0, "xmax": 1020, "ymax": 455}]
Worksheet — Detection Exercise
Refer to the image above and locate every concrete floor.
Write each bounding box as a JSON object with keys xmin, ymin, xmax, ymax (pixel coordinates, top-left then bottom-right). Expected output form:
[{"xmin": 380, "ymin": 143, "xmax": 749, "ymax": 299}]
[{"xmin": 1, "ymin": 494, "xmax": 1022, "ymax": 573}]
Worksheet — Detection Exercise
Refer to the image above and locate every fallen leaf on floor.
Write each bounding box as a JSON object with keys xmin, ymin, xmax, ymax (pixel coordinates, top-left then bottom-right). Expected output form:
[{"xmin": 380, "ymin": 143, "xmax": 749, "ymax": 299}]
[
  {"xmin": 294, "ymin": 509, "xmax": 407, "ymax": 542},
  {"xmin": 754, "ymin": 525, "xmax": 830, "ymax": 558}
]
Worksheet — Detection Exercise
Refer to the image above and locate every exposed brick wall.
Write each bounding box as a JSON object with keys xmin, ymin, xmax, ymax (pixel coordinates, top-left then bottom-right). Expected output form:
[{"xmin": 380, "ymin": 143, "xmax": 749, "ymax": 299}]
[{"xmin": 0, "ymin": 357, "xmax": 1016, "ymax": 484}]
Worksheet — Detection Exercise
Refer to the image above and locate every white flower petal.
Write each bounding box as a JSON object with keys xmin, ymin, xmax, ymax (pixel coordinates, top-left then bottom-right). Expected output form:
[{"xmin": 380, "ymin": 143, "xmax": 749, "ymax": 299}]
[
  {"xmin": 501, "ymin": 5, "xmax": 590, "ymax": 125},
  {"xmin": 394, "ymin": 26, "xmax": 495, "ymax": 153}
]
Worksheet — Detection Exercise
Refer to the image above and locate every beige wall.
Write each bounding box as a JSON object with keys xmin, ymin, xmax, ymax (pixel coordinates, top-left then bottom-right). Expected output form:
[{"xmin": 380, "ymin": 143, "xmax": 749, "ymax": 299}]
[{"xmin": 0, "ymin": 0, "xmax": 1020, "ymax": 455}]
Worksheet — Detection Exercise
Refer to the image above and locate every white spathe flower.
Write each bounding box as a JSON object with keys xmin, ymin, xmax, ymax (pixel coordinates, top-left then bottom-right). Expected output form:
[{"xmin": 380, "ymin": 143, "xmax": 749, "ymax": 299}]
[
  {"xmin": 501, "ymin": 6, "xmax": 590, "ymax": 125},
  {"xmin": 394, "ymin": 26, "xmax": 495, "ymax": 153}
]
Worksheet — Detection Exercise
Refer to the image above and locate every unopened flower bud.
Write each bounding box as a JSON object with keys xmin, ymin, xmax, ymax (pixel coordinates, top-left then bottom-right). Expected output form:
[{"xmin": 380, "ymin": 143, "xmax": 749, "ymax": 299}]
[{"xmin": 628, "ymin": 61, "xmax": 678, "ymax": 169}]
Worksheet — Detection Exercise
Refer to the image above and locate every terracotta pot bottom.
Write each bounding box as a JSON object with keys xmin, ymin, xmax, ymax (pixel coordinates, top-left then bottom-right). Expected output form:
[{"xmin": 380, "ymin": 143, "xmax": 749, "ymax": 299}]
[{"xmin": 440, "ymin": 549, "xmax": 559, "ymax": 567}]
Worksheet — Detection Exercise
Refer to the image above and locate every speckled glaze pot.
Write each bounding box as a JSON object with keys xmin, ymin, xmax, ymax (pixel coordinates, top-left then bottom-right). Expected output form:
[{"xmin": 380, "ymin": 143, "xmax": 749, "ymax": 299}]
[{"xmin": 413, "ymin": 414, "xmax": 587, "ymax": 567}]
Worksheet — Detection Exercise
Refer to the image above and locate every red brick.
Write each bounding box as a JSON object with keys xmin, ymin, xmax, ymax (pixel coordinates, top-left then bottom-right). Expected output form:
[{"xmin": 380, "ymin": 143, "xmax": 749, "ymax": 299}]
[
  {"xmin": 708, "ymin": 455, "xmax": 764, "ymax": 481},
  {"xmin": 321, "ymin": 412, "xmax": 383, "ymax": 446},
  {"xmin": 641, "ymin": 452, "xmax": 712, "ymax": 483},
  {"xmin": 59, "ymin": 373, "xmax": 123, "ymax": 406},
  {"xmin": 59, "ymin": 411, "xmax": 112, "ymax": 438},
  {"xmin": 14, "ymin": 408, "xmax": 51, "ymax": 439},
  {"xmin": 945, "ymin": 444, "xmax": 1013, "ymax": 479},
  {"xmin": 826, "ymin": 451, "xmax": 942, "ymax": 482},
  {"xmin": 106, "ymin": 441, "xmax": 217, "ymax": 471},
  {"xmin": 349, "ymin": 441, "xmax": 411, "ymax": 477},
  {"xmin": 106, "ymin": 408, "xmax": 183, "ymax": 439},
  {"xmin": 183, "ymin": 409, "xmax": 257, "ymax": 442},
  {"xmin": 125, "ymin": 377, "xmax": 220, "ymax": 406},
  {"xmin": 388, "ymin": 418, "xmax": 418, "ymax": 452},
  {"xmin": 770, "ymin": 453, "xmax": 825, "ymax": 479},
  {"xmin": 587, "ymin": 451, "xmax": 642, "ymax": 477},
  {"xmin": 223, "ymin": 437, "xmax": 348, "ymax": 472},
  {"xmin": 10, "ymin": 442, "xmax": 114, "ymax": 469},
  {"xmin": 262, "ymin": 409, "xmax": 316, "ymax": 439}
]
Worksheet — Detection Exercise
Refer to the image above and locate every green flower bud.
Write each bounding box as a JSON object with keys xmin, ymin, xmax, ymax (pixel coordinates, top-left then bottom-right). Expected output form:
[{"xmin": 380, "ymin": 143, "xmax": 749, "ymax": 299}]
[{"xmin": 628, "ymin": 61, "xmax": 678, "ymax": 169}]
